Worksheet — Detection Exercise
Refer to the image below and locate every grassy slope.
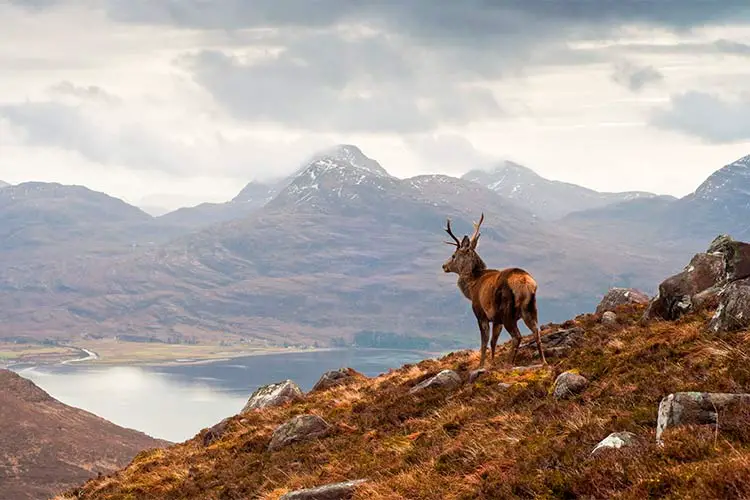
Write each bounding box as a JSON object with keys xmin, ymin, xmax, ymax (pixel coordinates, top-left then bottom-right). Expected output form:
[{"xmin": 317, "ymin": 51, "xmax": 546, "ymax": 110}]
[{"xmin": 59, "ymin": 304, "xmax": 750, "ymax": 499}]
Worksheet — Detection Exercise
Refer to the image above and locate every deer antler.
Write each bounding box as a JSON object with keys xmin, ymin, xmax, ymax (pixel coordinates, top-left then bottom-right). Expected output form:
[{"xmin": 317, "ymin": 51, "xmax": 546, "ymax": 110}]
[
  {"xmin": 444, "ymin": 218, "xmax": 461, "ymax": 247},
  {"xmin": 469, "ymin": 213, "xmax": 484, "ymax": 248}
]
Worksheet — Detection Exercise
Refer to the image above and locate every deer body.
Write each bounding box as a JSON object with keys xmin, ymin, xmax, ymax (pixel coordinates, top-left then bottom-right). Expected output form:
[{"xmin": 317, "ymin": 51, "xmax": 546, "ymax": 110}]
[{"xmin": 442, "ymin": 214, "xmax": 547, "ymax": 367}]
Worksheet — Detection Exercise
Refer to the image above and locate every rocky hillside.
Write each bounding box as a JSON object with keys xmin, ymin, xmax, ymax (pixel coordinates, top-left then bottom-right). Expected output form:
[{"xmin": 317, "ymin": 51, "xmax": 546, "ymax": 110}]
[
  {"xmin": 0, "ymin": 369, "xmax": 169, "ymax": 500},
  {"xmin": 463, "ymin": 161, "xmax": 665, "ymax": 220},
  {"xmin": 0, "ymin": 180, "xmax": 9, "ymax": 188},
  {"xmin": 59, "ymin": 237, "xmax": 750, "ymax": 499}
]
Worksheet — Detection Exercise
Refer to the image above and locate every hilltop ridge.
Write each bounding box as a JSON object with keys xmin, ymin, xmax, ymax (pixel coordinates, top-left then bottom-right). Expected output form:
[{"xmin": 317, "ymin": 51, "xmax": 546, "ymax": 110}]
[{"xmin": 60, "ymin": 235, "xmax": 750, "ymax": 499}]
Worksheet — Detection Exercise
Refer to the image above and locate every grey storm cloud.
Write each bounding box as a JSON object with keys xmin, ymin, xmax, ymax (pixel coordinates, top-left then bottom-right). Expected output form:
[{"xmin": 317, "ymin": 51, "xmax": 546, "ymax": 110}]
[
  {"xmin": 183, "ymin": 35, "xmax": 504, "ymax": 133},
  {"xmin": 650, "ymin": 91, "xmax": 750, "ymax": 143},
  {"xmin": 611, "ymin": 60, "xmax": 664, "ymax": 92}
]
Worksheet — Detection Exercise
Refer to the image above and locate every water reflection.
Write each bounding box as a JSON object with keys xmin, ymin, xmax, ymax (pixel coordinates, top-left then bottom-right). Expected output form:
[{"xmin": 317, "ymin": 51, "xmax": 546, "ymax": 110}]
[{"xmin": 16, "ymin": 349, "xmax": 434, "ymax": 443}]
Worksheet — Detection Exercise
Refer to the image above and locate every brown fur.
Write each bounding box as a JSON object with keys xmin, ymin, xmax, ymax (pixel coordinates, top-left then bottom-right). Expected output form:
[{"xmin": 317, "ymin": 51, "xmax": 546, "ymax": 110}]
[{"xmin": 442, "ymin": 214, "xmax": 547, "ymax": 367}]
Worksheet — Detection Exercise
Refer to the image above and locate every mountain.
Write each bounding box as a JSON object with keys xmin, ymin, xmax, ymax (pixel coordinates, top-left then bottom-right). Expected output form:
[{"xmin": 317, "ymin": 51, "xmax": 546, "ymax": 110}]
[
  {"xmin": 0, "ymin": 180, "xmax": 9, "ymax": 188},
  {"xmin": 0, "ymin": 147, "xmax": 675, "ymax": 347},
  {"xmin": 0, "ymin": 369, "xmax": 169, "ymax": 500},
  {"xmin": 61, "ymin": 304, "xmax": 750, "ymax": 500},
  {"xmin": 463, "ymin": 161, "xmax": 667, "ymax": 220},
  {"xmin": 562, "ymin": 154, "xmax": 750, "ymax": 252}
]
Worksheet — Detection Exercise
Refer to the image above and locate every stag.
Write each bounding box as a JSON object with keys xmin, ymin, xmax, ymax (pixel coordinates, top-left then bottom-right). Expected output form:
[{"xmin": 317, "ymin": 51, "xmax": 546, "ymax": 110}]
[{"xmin": 442, "ymin": 213, "xmax": 547, "ymax": 367}]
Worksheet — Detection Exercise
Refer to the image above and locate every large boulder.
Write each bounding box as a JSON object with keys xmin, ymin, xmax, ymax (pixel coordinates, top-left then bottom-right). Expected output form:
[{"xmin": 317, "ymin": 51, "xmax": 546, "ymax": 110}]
[
  {"xmin": 280, "ymin": 479, "xmax": 368, "ymax": 500},
  {"xmin": 596, "ymin": 287, "xmax": 650, "ymax": 314},
  {"xmin": 409, "ymin": 369, "xmax": 462, "ymax": 395},
  {"xmin": 242, "ymin": 380, "xmax": 304, "ymax": 413},
  {"xmin": 644, "ymin": 252, "xmax": 726, "ymax": 321},
  {"xmin": 311, "ymin": 368, "xmax": 361, "ymax": 392},
  {"xmin": 708, "ymin": 278, "xmax": 750, "ymax": 333},
  {"xmin": 268, "ymin": 414, "xmax": 332, "ymax": 451},
  {"xmin": 202, "ymin": 417, "xmax": 232, "ymax": 446},
  {"xmin": 552, "ymin": 371, "xmax": 589, "ymax": 399},
  {"xmin": 656, "ymin": 392, "xmax": 750, "ymax": 443}
]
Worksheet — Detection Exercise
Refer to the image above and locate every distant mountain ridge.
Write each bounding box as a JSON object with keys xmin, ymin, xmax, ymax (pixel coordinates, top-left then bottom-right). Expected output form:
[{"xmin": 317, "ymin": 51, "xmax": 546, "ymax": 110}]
[
  {"xmin": 0, "ymin": 180, "xmax": 9, "ymax": 188},
  {"xmin": 0, "ymin": 369, "xmax": 168, "ymax": 500},
  {"xmin": 462, "ymin": 161, "xmax": 668, "ymax": 220}
]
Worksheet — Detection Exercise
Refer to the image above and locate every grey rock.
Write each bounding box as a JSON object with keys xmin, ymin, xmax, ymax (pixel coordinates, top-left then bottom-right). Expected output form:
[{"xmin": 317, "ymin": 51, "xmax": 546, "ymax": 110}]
[
  {"xmin": 522, "ymin": 327, "xmax": 583, "ymax": 358},
  {"xmin": 707, "ymin": 235, "xmax": 750, "ymax": 282},
  {"xmin": 280, "ymin": 479, "xmax": 368, "ymax": 500},
  {"xmin": 596, "ymin": 287, "xmax": 650, "ymax": 314},
  {"xmin": 312, "ymin": 368, "xmax": 359, "ymax": 392},
  {"xmin": 268, "ymin": 414, "xmax": 332, "ymax": 451},
  {"xmin": 553, "ymin": 371, "xmax": 589, "ymax": 399},
  {"xmin": 242, "ymin": 380, "xmax": 304, "ymax": 413},
  {"xmin": 656, "ymin": 392, "xmax": 750, "ymax": 443},
  {"xmin": 511, "ymin": 364, "xmax": 545, "ymax": 373},
  {"xmin": 498, "ymin": 383, "xmax": 513, "ymax": 390},
  {"xmin": 591, "ymin": 431, "xmax": 638, "ymax": 456},
  {"xmin": 709, "ymin": 278, "xmax": 750, "ymax": 333},
  {"xmin": 468, "ymin": 369, "xmax": 487, "ymax": 383},
  {"xmin": 601, "ymin": 311, "xmax": 617, "ymax": 325},
  {"xmin": 409, "ymin": 369, "xmax": 462, "ymax": 394}
]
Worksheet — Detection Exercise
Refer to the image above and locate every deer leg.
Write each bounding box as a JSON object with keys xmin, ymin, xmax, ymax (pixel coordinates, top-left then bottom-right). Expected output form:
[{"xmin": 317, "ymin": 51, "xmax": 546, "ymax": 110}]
[
  {"xmin": 477, "ymin": 318, "xmax": 490, "ymax": 368},
  {"xmin": 521, "ymin": 308, "xmax": 547, "ymax": 365},
  {"xmin": 505, "ymin": 320, "xmax": 523, "ymax": 367},
  {"xmin": 490, "ymin": 323, "xmax": 503, "ymax": 364}
]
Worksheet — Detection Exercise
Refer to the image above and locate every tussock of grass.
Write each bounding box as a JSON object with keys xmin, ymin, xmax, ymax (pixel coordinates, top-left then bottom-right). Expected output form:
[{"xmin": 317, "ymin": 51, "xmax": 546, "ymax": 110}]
[{"xmin": 60, "ymin": 304, "xmax": 750, "ymax": 499}]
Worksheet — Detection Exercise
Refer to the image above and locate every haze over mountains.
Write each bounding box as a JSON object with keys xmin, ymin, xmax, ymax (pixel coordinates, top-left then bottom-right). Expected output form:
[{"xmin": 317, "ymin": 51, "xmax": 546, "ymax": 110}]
[{"xmin": 1, "ymin": 145, "xmax": 748, "ymax": 348}]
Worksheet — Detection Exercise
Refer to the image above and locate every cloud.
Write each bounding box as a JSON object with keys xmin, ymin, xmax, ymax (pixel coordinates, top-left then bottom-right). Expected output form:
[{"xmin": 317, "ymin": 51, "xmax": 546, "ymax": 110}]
[
  {"xmin": 183, "ymin": 33, "xmax": 504, "ymax": 133},
  {"xmin": 49, "ymin": 80, "xmax": 122, "ymax": 104},
  {"xmin": 406, "ymin": 134, "xmax": 496, "ymax": 174},
  {"xmin": 650, "ymin": 91, "xmax": 750, "ymax": 143},
  {"xmin": 0, "ymin": 100, "xmax": 321, "ymax": 178},
  {"xmin": 611, "ymin": 60, "xmax": 664, "ymax": 92}
]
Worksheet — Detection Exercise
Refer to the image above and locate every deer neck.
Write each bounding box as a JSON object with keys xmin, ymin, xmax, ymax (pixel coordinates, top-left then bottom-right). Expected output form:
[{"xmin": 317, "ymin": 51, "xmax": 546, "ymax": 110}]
[{"xmin": 456, "ymin": 267, "xmax": 486, "ymax": 301}]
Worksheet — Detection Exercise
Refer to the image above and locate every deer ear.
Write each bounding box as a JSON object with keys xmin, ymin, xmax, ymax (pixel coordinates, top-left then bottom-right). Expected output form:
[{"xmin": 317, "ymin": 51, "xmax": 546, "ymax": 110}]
[{"xmin": 460, "ymin": 235, "xmax": 471, "ymax": 248}]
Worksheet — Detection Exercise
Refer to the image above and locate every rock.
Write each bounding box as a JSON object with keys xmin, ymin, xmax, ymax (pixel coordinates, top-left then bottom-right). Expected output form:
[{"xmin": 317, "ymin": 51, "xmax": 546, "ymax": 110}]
[
  {"xmin": 468, "ymin": 369, "xmax": 487, "ymax": 383},
  {"xmin": 644, "ymin": 252, "xmax": 726, "ymax": 321},
  {"xmin": 692, "ymin": 285, "xmax": 724, "ymax": 313},
  {"xmin": 409, "ymin": 369, "xmax": 462, "ymax": 394},
  {"xmin": 202, "ymin": 417, "xmax": 231, "ymax": 446},
  {"xmin": 280, "ymin": 479, "xmax": 368, "ymax": 500},
  {"xmin": 511, "ymin": 364, "xmax": 545, "ymax": 373},
  {"xmin": 708, "ymin": 278, "xmax": 750, "ymax": 333},
  {"xmin": 601, "ymin": 311, "xmax": 617, "ymax": 325},
  {"xmin": 498, "ymin": 383, "xmax": 513, "ymax": 390},
  {"xmin": 268, "ymin": 414, "xmax": 332, "ymax": 451},
  {"xmin": 552, "ymin": 371, "xmax": 589, "ymax": 399},
  {"xmin": 656, "ymin": 392, "xmax": 750, "ymax": 442},
  {"xmin": 595, "ymin": 287, "xmax": 650, "ymax": 314},
  {"xmin": 312, "ymin": 368, "xmax": 360, "ymax": 392},
  {"xmin": 708, "ymin": 235, "xmax": 750, "ymax": 282},
  {"xmin": 521, "ymin": 327, "xmax": 583, "ymax": 358},
  {"xmin": 591, "ymin": 431, "xmax": 638, "ymax": 456},
  {"xmin": 242, "ymin": 380, "xmax": 304, "ymax": 413}
]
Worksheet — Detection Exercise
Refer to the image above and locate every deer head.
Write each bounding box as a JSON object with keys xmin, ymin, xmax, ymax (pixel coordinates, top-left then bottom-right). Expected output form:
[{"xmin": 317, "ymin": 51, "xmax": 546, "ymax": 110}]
[{"xmin": 442, "ymin": 213, "xmax": 485, "ymax": 275}]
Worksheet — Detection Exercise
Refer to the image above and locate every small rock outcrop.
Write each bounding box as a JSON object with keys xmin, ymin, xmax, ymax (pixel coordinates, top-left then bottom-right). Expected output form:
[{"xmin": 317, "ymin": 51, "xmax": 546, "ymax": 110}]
[
  {"xmin": 522, "ymin": 327, "xmax": 583, "ymax": 358},
  {"xmin": 409, "ymin": 369, "xmax": 462, "ymax": 395},
  {"xmin": 280, "ymin": 479, "xmax": 368, "ymax": 500},
  {"xmin": 601, "ymin": 311, "xmax": 617, "ymax": 325},
  {"xmin": 311, "ymin": 368, "xmax": 361, "ymax": 392},
  {"xmin": 644, "ymin": 252, "xmax": 726, "ymax": 321},
  {"xmin": 644, "ymin": 235, "xmax": 750, "ymax": 324},
  {"xmin": 708, "ymin": 278, "xmax": 750, "ymax": 333},
  {"xmin": 202, "ymin": 417, "xmax": 231, "ymax": 446},
  {"xmin": 242, "ymin": 380, "xmax": 304, "ymax": 413},
  {"xmin": 596, "ymin": 287, "xmax": 650, "ymax": 314},
  {"xmin": 656, "ymin": 392, "xmax": 750, "ymax": 442},
  {"xmin": 552, "ymin": 371, "xmax": 589, "ymax": 399},
  {"xmin": 591, "ymin": 431, "xmax": 638, "ymax": 456},
  {"xmin": 268, "ymin": 414, "xmax": 332, "ymax": 451},
  {"xmin": 468, "ymin": 369, "xmax": 487, "ymax": 383}
]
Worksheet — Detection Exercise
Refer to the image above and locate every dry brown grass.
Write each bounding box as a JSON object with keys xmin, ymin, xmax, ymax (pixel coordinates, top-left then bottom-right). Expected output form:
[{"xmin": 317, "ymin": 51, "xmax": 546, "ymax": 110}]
[{"xmin": 59, "ymin": 304, "xmax": 750, "ymax": 500}]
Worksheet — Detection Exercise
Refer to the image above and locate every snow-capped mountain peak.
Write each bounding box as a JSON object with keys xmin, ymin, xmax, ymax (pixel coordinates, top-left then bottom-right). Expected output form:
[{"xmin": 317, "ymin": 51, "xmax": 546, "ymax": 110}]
[{"xmin": 694, "ymin": 154, "xmax": 750, "ymax": 202}]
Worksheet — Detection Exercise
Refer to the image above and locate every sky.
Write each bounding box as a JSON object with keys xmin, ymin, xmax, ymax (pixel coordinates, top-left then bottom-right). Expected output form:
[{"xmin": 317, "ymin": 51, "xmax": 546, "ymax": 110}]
[{"xmin": 2, "ymin": 1, "xmax": 750, "ymax": 211}]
